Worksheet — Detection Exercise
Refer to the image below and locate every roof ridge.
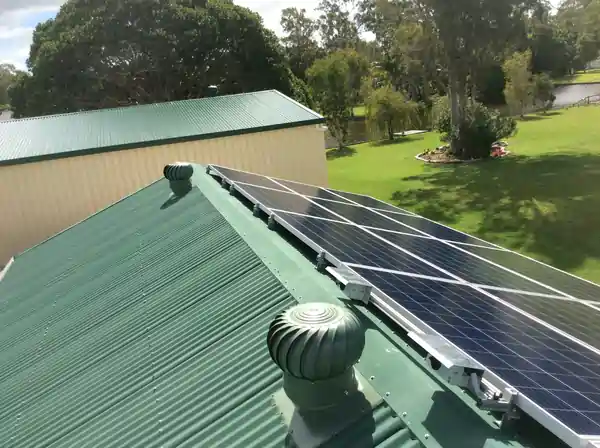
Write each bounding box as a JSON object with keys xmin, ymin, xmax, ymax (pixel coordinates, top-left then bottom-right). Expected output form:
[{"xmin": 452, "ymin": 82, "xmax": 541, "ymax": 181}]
[{"xmin": 0, "ymin": 89, "xmax": 280, "ymax": 124}]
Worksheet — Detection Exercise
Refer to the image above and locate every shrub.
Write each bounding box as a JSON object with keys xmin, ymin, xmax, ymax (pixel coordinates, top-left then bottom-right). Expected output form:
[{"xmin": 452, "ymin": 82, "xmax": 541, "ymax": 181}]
[{"xmin": 432, "ymin": 97, "xmax": 517, "ymax": 159}]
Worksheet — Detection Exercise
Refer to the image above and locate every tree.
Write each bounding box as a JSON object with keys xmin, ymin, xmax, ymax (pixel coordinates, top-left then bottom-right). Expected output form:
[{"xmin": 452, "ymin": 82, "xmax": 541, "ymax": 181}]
[
  {"xmin": 0, "ymin": 64, "xmax": 20, "ymax": 107},
  {"xmin": 308, "ymin": 52, "xmax": 355, "ymax": 150},
  {"xmin": 317, "ymin": 0, "xmax": 360, "ymax": 52},
  {"xmin": 425, "ymin": 0, "xmax": 535, "ymax": 156},
  {"xmin": 10, "ymin": 0, "xmax": 295, "ymax": 118},
  {"xmin": 533, "ymin": 72, "xmax": 556, "ymax": 112},
  {"xmin": 503, "ymin": 50, "xmax": 534, "ymax": 117},
  {"xmin": 280, "ymin": 8, "xmax": 322, "ymax": 80},
  {"xmin": 365, "ymin": 85, "xmax": 419, "ymax": 140}
]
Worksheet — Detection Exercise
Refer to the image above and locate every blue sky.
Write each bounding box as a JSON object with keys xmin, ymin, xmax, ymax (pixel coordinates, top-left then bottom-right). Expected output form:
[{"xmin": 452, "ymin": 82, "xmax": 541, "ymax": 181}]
[{"xmin": 0, "ymin": 0, "xmax": 560, "ymax": 71}]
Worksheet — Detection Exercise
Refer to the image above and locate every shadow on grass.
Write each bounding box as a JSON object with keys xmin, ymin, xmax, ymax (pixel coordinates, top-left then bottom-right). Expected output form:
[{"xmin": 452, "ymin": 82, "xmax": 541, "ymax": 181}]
[
  {"xmin": 372, "ymin": 135, "xmax": 426, "ymax": 147},
  {"xmin": 326, "ymin": 146, "xmax": 357, "ymax": 160},
  {"xmin": 391, "ymin": 153, "xmax": 600, "ymax": 272}
]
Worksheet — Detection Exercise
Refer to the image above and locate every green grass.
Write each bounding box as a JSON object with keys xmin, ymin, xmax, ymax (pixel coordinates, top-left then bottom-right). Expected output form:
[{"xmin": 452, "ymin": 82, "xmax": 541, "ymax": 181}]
[
  {"xmin": 353, "ymin": 105, "xmax": 366, "ymax": 117},
  {"xmin": 555, "ymin": 68, "xmax": 600, "ymax": 84},
  {"xmin": 327, "ymin": 107, "xmax": 600, "ymax": 283}
]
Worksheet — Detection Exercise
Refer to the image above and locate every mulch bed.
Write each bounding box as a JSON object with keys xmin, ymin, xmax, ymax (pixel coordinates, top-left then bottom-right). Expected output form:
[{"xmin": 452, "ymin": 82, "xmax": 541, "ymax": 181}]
[{"xmin": 416, "ymin": 143, "xmax": 511, "ymax": 164}]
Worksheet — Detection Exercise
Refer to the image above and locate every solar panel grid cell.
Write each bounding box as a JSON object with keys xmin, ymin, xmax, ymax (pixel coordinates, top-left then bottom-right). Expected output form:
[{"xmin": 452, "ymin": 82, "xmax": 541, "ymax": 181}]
[{"xmin": 352, "ymin": 267, "xmax": 600, "ymax": 435}]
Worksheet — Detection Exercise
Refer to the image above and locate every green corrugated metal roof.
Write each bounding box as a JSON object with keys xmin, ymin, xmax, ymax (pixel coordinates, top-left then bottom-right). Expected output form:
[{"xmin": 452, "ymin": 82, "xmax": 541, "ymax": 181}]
[
  {"xmin": 0, "ymin": 90, "xmax": 323, "ymax": 166},
  {"xmin": 0, "ymin": 165, "xmax": 565, "ymax": 448}
]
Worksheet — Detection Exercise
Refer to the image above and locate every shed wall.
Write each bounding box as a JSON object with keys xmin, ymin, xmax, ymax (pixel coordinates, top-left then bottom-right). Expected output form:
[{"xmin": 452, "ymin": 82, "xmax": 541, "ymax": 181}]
[{"xmin": 0, "ymin": 125, "xmax": 326, "ymax": 263}]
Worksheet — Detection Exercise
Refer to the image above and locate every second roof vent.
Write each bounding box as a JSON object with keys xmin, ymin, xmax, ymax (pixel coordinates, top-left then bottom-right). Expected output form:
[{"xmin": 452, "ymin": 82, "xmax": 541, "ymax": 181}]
[{"xmin": 267, "ymin": 302, "xmax": 365, "ymax": 411}]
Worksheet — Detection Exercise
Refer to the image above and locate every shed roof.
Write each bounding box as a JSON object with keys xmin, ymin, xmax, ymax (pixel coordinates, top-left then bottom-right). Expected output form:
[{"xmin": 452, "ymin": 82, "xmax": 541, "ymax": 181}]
[
  {"xmin": 0, "ymin": 90, "xmax": 323, "ymax": 166},
  {"xmin": 0, "ymin": 165, "xmax": 566, "ymax": 448}
]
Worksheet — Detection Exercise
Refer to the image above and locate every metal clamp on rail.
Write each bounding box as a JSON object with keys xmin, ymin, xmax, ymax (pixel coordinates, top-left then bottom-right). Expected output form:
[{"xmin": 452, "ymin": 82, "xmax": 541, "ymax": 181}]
[
  {"xmin": 408, "ymin": 332, "xmax": 520, "ymax": 428},
  {"xmin": 326, "ymin": 266, "xmax": 372, "ymax": 304}
]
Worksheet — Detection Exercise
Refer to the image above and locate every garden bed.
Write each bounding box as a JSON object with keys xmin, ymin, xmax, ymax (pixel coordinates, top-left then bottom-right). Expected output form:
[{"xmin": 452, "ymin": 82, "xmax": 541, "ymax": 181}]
[{"xmin": 416, "ymin": 142, "xmax": 511, "ymax": 164}]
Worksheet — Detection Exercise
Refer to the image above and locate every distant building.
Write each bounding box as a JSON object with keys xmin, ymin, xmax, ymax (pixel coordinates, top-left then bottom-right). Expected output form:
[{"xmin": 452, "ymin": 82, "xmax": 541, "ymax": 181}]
[{"xmin": 0, "ymin": 90, "xmax": 326, "ymax": 264}]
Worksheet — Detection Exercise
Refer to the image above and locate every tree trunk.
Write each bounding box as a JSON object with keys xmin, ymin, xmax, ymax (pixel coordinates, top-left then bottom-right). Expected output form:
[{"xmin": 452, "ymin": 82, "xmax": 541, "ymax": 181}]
[{"xmin": 448, "ymin": 69, "xmax": 463, "ymax": 156}]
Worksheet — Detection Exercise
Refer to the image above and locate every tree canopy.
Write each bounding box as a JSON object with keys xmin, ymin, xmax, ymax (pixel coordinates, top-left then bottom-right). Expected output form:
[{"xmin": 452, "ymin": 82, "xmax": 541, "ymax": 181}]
[
  {"xmin": 10, "ymin": 0, "xmax": 295, "ymax": 118},
  {"xmin": 0, "ymin": 64, "xmax": 22, "ymax": 108}
]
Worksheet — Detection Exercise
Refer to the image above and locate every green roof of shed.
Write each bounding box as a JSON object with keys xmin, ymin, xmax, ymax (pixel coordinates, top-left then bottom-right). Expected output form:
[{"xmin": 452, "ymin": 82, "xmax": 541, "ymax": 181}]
[
  {"xmin": 0, "ymin": 90, "xmax": 323, "ymax": 166},
  {"xmin": 0, "ymin": 165, "xmax": 566, "ymax": 448}
]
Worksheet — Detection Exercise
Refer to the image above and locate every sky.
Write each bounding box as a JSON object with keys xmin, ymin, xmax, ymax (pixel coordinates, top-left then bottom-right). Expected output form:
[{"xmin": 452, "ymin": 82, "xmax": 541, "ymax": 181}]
[{"xmin": 0, "ymin": 0, "xmax": 559, "ymax": 71}]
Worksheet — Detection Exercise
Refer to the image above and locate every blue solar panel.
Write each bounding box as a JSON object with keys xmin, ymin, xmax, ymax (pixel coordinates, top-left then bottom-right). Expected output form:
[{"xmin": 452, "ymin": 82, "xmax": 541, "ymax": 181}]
[
  {"xmin": 374, "ymin": 211, "xmax": 497, "ymax": 248},
  {"xmin": 352, "ymin": 266, "xmax": 600, "ymax": 435},
  {"xmin": 275, "ymin": 213, "xmax": 453, "ymax": 280},
  {"xmin": 272, "ymin": 178, "xmax": 356, "ymax": 203},
  {"xmin": 211, "ymin": 165, "xmax": 285, "ymax": 190},
  {"xmin": 369, "ymin": 230, "xmax": 558, "ymax": 295},
  {"xmin": 487, "ymin": 290, "xmax": 600, "ymax": 349},
  {"xmin": 306, "ymin": 199, "xmax": 425, "ymax": 235},
  {"xmin": 231, "ymin": 183, "xmax": 341, "ymax": 221},
  {"xmin": 325, "ymin": 189, "xmax": 414, "ymax": 214},
  {"xmin": 457, "ymin": 246, "xmax": 600, "ymax": 303}
]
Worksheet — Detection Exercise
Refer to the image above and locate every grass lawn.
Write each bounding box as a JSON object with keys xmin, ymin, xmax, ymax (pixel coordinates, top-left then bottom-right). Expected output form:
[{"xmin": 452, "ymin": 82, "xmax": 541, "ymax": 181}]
[
  {"xmin": 327, "ymin": 106, "xmax": 600, "ymax": 283},
  {"xmin": 555, "ymin": 68, "xmax": 600, "ymax": 84},
  {"xmin": 353, "ymin": 105, "xmax": 366, "ymax": 117}
]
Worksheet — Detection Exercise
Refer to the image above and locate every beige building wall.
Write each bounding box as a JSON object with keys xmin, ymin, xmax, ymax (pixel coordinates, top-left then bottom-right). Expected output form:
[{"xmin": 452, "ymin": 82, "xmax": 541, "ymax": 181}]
[{"xmin": 0, "ymin": 124, "xmax": 326, "ymax": 264}]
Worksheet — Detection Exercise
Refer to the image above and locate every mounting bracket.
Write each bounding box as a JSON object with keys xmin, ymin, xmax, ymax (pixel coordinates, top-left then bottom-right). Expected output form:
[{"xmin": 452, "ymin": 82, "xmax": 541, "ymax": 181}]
[
  {"xmin": 316, "ymin": 251, "xmax": 328, "ymax": 273},
  {"xmin": 268, "ymin": 215, "xmax": 277, "ymax": 230},
  {"xmin": 229, "ymin": 184, "xmax": 236, "ymax": 196},
  {"xmin": 326, "ymin": 266, "xmax": 372, "ymax": 304},
  {"xmin": 252, "ymin": 203, "xmax": 261, "ymax": 217}
]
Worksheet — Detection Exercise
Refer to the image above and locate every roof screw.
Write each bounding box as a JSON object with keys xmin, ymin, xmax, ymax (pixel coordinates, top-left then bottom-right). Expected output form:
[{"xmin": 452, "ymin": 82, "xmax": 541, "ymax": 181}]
[
  {"xmin": 402, "ymin": 412, "xmax": 407, "ymax": 417},
  {"xmin": 370, "ymin": 375, "xmax": 375, "ymax": 380},
  {"xmin": 385, "ymin": 392, "xmax": 390, "ymax": 397},
  {"xmin": 425, "ymin": 434, "xmax": 430, "ymax": 440}
]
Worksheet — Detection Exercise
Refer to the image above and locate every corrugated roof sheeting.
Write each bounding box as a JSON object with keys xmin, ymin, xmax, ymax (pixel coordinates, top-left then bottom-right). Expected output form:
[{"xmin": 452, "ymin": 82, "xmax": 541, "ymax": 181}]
[
  {"xmin": 0, "ymin": 90, "xmax": 323, "ymax": 165},
  {"xmin": 0, "ymin": 180, "xmax": 419, "ymax": 448}
]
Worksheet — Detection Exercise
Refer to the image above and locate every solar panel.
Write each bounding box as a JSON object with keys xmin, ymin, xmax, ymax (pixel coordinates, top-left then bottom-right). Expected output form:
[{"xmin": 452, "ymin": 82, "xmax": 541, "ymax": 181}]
[
  {"xmin": 210, "ymin": 165, "xmax": 286, "ymax": 190},
  {"xmin": 369, "ymin": 230, "xmax": 559, "ymax": 295},
  {"xmin": 208, "ymin": 164, "xmax": 600, "ymax": 447},
  {"xmin": 352, "ymin": 267, "xmax": 600, "ymax": 436},
  {"xmin": 271, "ymin": 178, "xmax": 355, "ymax": 203},
  {"xmin": 325, "ymin": 188, "xmax": 414, "ymax": 214},
  {"xmin": 374, "ymin": 210, "xmax": 497, "ymax": 248},
  {"xmin": 275, "ymin": 212, "xmax": 454, "ymax": 280},
  {"xmin": 457, "ymin": 246, "xmax": 600, "ymax": 303},
  {"xmin": 488, "ymin": 290, "xmax": 600, "ymax": 349}
]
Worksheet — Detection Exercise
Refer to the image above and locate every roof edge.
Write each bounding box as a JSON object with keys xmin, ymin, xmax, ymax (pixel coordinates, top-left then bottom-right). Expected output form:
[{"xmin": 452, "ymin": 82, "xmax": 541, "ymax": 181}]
[{"xmin": 0, "ymin": 118, "xmax": 324, "ymax": 167}]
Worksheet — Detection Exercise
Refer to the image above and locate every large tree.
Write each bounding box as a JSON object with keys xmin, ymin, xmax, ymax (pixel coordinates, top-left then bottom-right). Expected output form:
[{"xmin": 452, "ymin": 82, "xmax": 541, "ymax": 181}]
[
  {"xmin": 0, "ymin": 64, "xmax": 22, "ymax": 107},
  {"xmin": 10, "ymin": 0, "xmax": 295, "ymax": 118},
  {"xmin": 308, "ymin": 51, "xmax": 356, "ymax": 151},
  {"xmin": 317, "ymin": 0, "xmax": 360, "ymax": 52},
  {"xmin": 280, "ymin": 8, "xmax": 322, "ymax": 80}
]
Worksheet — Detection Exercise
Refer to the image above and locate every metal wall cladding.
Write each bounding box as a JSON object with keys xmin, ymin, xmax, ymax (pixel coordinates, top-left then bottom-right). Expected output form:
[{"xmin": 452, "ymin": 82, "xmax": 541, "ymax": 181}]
[
  {"xmin": 0, "ymin": 90, "xmax": 323, "ymax": 164},
  {"xmin": 0, "ymin": 180, "xmax": 420, "ymax": 448},
  {"xmin": 0, "ymin": 124, "xmax": 327, "ymax": 265}
]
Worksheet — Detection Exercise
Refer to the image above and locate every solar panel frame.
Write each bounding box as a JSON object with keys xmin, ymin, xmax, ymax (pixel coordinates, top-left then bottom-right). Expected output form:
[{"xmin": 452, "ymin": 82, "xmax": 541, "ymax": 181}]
[{"xmin": 208, "ymin": 164, "xmax": 600, "ymax": 448}]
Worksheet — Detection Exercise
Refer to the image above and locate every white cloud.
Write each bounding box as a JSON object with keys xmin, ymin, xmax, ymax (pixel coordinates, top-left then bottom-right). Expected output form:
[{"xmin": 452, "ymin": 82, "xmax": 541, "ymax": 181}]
[
  {"xmin": 236, "ymin": 0, "xmax": 321, "ymax": 36},
  {"xmin": 0, "ymin": 2, "xmax": 63, "ymax": 69}
]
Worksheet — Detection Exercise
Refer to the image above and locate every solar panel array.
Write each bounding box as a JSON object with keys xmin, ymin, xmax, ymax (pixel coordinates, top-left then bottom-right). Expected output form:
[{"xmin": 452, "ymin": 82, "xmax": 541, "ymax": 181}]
[{"xmin": 208, "ymin": 164, "xmax": 600, "ymax": 448}]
